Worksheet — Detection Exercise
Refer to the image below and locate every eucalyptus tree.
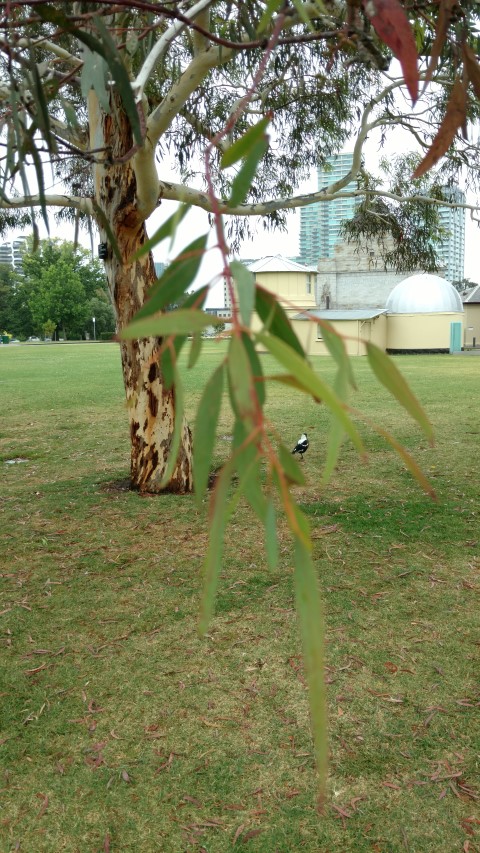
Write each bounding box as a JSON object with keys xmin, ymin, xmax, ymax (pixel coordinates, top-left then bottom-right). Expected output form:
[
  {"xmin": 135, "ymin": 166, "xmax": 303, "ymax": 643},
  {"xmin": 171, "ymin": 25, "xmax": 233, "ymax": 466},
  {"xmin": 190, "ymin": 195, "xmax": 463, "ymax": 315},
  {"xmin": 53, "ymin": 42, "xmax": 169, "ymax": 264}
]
[{"xmin": 0, "ymin": 0, "xmax": 478, "ymax": 494}]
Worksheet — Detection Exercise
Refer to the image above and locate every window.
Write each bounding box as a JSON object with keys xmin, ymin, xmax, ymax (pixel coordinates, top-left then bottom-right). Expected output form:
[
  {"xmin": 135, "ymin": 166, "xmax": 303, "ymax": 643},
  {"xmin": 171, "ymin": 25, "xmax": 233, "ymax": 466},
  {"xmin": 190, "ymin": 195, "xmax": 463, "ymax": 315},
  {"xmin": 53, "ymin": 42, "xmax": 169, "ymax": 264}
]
[
  {"xmin": 317, "ymin": 325, "xmax": 323, "ymax": 340},
  {"xmin": 306, "ymin": 274, "xmax": 311, "ymax": 294}
]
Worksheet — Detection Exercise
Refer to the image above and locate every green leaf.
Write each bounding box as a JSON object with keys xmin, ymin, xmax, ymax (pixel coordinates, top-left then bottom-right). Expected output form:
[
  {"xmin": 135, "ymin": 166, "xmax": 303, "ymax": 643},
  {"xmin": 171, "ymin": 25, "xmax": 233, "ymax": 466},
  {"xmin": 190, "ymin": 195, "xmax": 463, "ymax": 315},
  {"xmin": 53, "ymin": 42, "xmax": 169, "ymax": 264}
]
[
  {"xmin": 229, "ymin": 137, "xmax": 268, "ymax": 206},
  {"xmin": 258, "ymin": 0, "xmax": 284, "ymax": 33},
  {"xmin": 199, "ymin": 459, "xmax": 235, "ymax": 634},
  {"xmin": 132, "ymin": 205, "xmax": 190, "ymax": 261},
  {"xmin": 321, "ymin": 366, "xmax": 349, "ymax": 486},
  {"xmin": 230, "ymin": 418, "xmax": 266, "ymax": 518},
  {"xmin": 30, "ymin": 54, "xmax": 55, "ymax": 153},
  {"xmin": 188, "ymin": 333, "xmax": 203, "ymax": 369},
  {"xmin": 159, "ymin": 360, "xmax": 185, "ymax": 489},
  {"xmin": 320, "ymin": 321, "xmax": 357, "ymax": 390},
  {"xmin": 221, "ymin": 116, "xmax": 271, "ymax": 168},
  {"xmin": 294, "ymin": 536, "xmax": 328, "ymax": 804},
  {"xmin": 234, "ymin": 453, "xmax": 267, "ymax": 521},
  {"xmin": 94, "ymin": 16, "xmax": 143, "ymax": 146},
  {"xmin": 256, "ymin": 332, "xmax": 366, "ymax": 456},
  {"xmin": 372, "ymin": 423, "xmax": 437, "ymax": 500},
  {"xmin": 121, "ymin": 309, "xmax": 221, "ymax": 339},
  {"xmin": 161, "ymin": 345, "xmax": 175, "ymax": 391},
  {"xmin": 228, "ymin": 335, "xmax": 256, "ymax": 423},
  {"xmin": 241, "ymin": 331, "xmax": 266, "ymax": 406},
  {"xmin": 278, "ymin": 442, "xmax": 306, "ymax": 486},
  {"xmin": 193, "ymin": 362, "xmax": 225, "ymax": 506},
  {"xmin": 35, "ymin": 5, "xmax": 142, "ymax": 143},
  {"xmin": 291, "ymin": 0, "xmax": 327, "ymax": 29},
  {"xmin": 230, "ymin": 260, "xmax": 255, "ymax": 326},
  {"xmin": 255, "ymin": 285, "xmax": 304, "ymax": 357},
  {"xmin": 266, "ymin": 373, "xmax": 316, "ymax": 394},
  {"xmin": 131, "ymin": 234, "xmax": 208, "ymax": 321},
  {"xmin": 80, "ymin": 51, "xmax": 110, "ymax": 113},
  {"xmin": 29, "ymin": 139, "xmax": 49, "ymax": 232},
  {"xmin": 265, "ymin": 501, "xmax": 279, "ymax": 570},
  {"xmin": 366, "ymin": 343, "xmax": 434, "ymax": 444}
]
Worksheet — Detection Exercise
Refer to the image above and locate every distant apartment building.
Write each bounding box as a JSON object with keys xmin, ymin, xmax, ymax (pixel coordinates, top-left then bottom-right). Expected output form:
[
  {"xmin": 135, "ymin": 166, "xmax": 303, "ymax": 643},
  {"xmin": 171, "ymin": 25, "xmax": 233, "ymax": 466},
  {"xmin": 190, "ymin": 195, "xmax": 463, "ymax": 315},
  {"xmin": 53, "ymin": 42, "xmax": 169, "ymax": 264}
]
[
  {"xmin": 0, "ymin": 235, "xmax": 28, "ymax": 270},
  {"xmin": 299, "ymin": 153, "xmax": 359, "ymax": 265},
  {"xmin": 436, "ymin": 186, "xmax": 465, "ymax": 284}
]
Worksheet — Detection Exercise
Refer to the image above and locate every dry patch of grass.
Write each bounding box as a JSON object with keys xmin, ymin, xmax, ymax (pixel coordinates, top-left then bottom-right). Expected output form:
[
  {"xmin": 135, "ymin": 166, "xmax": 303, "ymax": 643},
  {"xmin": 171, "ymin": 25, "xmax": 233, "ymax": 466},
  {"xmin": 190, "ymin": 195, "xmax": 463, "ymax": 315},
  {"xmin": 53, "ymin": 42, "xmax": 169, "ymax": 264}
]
[{"xmin": 1, "ymin": 344, "xmax": 479, "ymax": 851}]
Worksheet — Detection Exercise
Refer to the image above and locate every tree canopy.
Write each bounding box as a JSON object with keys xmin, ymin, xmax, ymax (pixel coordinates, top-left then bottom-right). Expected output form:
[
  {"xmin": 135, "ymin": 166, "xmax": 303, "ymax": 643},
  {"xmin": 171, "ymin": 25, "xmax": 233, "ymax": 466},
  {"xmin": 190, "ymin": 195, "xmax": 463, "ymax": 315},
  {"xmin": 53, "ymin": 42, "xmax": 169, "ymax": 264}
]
[
  {"xmin": 0, "ymin": 239, "xmax": 114, "ymax": 339},
  {"xmin": 0, "ymin": 1, "xmax": 479, "ymax": 247}
]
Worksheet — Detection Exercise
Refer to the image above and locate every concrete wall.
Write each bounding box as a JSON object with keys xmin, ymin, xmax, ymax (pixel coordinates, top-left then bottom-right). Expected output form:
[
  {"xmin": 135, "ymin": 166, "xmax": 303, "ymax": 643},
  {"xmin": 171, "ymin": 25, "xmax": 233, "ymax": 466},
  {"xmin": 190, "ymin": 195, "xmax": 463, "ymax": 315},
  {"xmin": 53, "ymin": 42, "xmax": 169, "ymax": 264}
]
[
  {"xmin": 386, "ymin": 312, "xmax": 464, "ymax": 351},
  {"xmin": 464, "ymin": 304, "xmax": 480, "ymax": 347},
  {"xmin": 316, "ymin": 242, "xmax": 425, "ymax": 310},
  {"xmin": 291, "ymin": 314, "xmax": 388, "ymax": 357}
]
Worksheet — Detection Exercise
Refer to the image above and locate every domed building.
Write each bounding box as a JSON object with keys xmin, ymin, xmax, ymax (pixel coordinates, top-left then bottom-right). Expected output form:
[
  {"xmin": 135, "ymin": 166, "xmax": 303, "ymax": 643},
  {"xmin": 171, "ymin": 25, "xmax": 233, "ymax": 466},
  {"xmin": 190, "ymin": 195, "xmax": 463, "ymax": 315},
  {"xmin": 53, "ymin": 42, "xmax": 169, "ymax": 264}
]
[
  {"xmin": 247, "ymin": 257, "xmax": 465, "ymax": 356},
  {"xmin": 385, "ymin": 273, "xmax": 464, "ymax": 353}
]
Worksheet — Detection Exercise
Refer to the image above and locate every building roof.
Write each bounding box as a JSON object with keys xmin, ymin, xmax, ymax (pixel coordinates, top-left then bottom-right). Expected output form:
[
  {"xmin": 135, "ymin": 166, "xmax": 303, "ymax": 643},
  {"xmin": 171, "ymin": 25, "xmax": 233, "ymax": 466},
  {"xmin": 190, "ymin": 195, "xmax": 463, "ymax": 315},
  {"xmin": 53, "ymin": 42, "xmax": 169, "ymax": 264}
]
[
  {"xmin": 246, "ymin": 255, "xmax": 317, "ymax": 274},
  {"xmin": 463, "ymin": 284, "xmax": 480, "ymax": 304},
  {"xmin": 293, "ymin": 309, "xmax": 387, "ymax": 321},
  {"xmin": 386, "ymin": 273, "xmax": 463, "ymax": 314}
]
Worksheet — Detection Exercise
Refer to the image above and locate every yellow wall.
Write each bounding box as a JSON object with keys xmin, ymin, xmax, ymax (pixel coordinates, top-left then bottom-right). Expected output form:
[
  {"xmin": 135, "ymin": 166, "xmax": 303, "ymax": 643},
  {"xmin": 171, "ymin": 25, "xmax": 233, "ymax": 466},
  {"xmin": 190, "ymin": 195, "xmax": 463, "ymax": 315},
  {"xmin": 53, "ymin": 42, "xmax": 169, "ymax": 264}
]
[
  {"xmin": 254, "ymin": 270, "xmax": 316, "ymax": 308},
  {"xmin": 386, "ymin": 312, "xmax": 464, "ymax": 351},
  {"xmin": 291, "ymin": 314, "xmax": 388, "ymax": 356},
  {"xmin": 464, "ymin": 305, "xmax": 480, "ymax": 347}
]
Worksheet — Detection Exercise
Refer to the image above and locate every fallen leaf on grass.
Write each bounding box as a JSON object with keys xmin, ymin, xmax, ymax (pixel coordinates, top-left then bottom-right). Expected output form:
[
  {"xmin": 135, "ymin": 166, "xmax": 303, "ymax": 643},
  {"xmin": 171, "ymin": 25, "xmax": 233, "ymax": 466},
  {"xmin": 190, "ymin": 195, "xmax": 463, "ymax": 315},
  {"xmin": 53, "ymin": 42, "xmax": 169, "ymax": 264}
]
[
  {"xmin": 182, "ymin": 794, "xmax": 203, "ymax": 808},
  {"xmin": 104, "ymin": 833, "xmax": 111, "ymax": 852},
  {"xmin": 121, "ymin": 770, "xmax": 131, "ymax": 783},
  {"xmin": 332, "ymin": 803, "xmax": 352, "ymax": 829},
  {"xmin": 24, "ymin": 663, "xmax": 50, "ymax": 676},
  {"xmin": 36, "ymin": 793, "xmax": 49, "ymax": 818},
  {"xmin": 200, "ymin": 716, "xmax": 221, "ymax": 728},
  {"xmin": 233, "ymin": 826, "xmax": 263, "ymax": 844}
]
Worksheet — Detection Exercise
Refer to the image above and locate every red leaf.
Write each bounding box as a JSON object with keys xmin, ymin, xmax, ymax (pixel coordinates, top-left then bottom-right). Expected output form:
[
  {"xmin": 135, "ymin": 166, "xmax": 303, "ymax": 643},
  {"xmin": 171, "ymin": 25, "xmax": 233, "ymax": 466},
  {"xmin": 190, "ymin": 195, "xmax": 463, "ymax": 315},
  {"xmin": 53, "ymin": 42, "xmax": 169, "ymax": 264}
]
[
  {"xmin": 104, "ymin": 834, "xmax": 111, "ymax": 853},
  {"xmin": 412, "ymin": 77, "xmax": 467, "ymax": 178},
  {"xmin": 423, "ymin": 0, "xmax": 457, "ymax": 89},
  {"xmin": 363, "ymin": 0, "xmax": 418, "ymax": 103},
  {"xmin": 463, "ymin": 44, "xmax": 480, "ymax": 101}
]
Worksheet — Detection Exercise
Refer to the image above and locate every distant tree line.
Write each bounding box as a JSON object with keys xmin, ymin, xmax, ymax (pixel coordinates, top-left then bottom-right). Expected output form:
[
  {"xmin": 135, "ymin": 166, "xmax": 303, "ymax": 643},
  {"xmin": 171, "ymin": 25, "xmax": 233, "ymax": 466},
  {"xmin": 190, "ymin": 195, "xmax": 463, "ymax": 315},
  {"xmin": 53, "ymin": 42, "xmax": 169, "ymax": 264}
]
[{"xmin": 0, "ymin": 239, "xmax": 115, "ymax": 340}]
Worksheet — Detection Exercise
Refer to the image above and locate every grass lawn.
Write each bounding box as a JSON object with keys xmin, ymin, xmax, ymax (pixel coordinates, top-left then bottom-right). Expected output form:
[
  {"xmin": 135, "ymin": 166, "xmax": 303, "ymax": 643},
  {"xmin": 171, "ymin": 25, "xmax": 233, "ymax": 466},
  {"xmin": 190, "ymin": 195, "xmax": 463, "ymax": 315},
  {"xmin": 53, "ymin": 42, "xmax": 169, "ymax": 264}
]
[{"xmin": 1, "ymin": 342, "xmax": 479, "ymax": 852}]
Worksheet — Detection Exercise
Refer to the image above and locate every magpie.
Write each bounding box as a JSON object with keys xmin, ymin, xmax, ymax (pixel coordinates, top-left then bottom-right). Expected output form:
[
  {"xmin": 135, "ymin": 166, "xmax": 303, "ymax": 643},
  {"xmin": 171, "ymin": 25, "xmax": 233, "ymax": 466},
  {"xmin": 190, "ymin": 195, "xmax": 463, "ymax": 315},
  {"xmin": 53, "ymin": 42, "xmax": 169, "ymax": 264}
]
[{"xmin": 292, "ymin": 432, "xmax": 309, "ymax": 459}]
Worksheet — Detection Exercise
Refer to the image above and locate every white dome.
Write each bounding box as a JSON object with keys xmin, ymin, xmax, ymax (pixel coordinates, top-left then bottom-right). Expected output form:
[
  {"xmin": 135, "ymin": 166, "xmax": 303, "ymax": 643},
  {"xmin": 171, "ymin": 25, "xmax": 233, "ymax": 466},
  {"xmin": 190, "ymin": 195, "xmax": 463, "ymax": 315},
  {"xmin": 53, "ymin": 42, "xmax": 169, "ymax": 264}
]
[{"xmin": 386, "ymin": 274, "xmax": 463, "ymax": 314}]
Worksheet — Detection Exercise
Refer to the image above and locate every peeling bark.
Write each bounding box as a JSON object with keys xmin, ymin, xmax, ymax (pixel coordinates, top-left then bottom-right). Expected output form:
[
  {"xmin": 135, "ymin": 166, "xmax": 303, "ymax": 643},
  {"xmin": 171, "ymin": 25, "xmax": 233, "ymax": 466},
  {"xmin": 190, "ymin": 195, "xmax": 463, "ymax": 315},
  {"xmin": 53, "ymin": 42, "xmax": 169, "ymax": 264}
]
[{"xmin": 89, "ymin": 92, "xmax": 193, "ymax": 494}]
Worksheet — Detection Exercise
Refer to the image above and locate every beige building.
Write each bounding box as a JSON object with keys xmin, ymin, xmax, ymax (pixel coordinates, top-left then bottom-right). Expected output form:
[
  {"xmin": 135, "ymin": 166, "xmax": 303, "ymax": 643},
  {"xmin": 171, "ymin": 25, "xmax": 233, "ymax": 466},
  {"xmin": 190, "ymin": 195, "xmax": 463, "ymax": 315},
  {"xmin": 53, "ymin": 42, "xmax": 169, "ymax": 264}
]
[
  {"xmin": 246, "ymin": 256, "xmax": 317, "ymax": 313},
  {"xmin": 248, "ymin": 260, "xmax": 464, "ymax": 355},
  {"xmin": 463, "ymin": 284, "xmax": 480, "ymax": 348},
  {"xmin": 292, "ymin": 309, "xmax": 387, "ymax": 356}
]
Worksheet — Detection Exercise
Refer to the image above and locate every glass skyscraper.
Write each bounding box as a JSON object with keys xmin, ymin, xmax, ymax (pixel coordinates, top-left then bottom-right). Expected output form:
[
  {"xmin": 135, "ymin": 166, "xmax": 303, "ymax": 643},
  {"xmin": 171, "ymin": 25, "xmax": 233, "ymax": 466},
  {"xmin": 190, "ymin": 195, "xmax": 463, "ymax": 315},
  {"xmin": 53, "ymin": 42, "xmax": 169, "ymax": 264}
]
[
  {"xmin": 299, "ymin": 153, "xmax": 358, "ymax": 265},
  {"xmin": 436, "ymin": 187, "xmax": 465, "ymax": 284}
]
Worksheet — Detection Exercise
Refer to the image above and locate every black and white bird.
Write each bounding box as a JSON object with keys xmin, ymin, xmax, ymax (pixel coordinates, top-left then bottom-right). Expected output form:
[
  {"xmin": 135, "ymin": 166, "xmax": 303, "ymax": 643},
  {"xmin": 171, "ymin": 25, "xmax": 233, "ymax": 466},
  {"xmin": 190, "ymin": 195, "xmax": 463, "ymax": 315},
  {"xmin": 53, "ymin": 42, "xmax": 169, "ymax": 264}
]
[{"xmin": 292, "ymin": 432, "xmax": 309, "ymax": 459}]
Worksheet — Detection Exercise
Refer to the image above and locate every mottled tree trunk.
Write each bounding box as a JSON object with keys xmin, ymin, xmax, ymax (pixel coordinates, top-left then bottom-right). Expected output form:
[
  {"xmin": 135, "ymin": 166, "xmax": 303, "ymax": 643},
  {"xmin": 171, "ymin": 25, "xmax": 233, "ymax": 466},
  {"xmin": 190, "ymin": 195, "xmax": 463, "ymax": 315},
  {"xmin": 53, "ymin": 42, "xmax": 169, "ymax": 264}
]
[{"xmin": 89, "ymin": 95, "xmax": 193, "ymax": 494}]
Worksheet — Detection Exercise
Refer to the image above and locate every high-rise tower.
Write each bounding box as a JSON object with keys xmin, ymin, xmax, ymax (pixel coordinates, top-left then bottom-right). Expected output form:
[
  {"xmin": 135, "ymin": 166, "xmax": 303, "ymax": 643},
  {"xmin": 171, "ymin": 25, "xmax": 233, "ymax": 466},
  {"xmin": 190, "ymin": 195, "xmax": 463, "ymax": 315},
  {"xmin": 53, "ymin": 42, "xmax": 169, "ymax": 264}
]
[
  {"xmin": 436, "ymin": 187, "xmax": 465, "ymax": 284},
  {"xmin": 299, "ymin": 153, "xmax": 358, "ymax": 265}
]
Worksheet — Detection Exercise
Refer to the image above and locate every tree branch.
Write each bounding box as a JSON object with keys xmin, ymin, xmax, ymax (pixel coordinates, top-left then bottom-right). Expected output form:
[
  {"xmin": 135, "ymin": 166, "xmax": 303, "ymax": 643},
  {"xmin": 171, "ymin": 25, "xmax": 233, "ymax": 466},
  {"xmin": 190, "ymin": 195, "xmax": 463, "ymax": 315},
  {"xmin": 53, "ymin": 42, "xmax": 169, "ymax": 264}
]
[
  {"xmin": 0, "ymin": 194, "xmax": 93, "ymax": 215},
  {"xmin": 15, "ymin": 37, "xmax": 81, "ymax": 66},
  {"xmin": 156, "ymin": 180, "xmax": 480, "ymax": 218},
  {"xmin": 147, "ymin": 44, "xmax": 231, "ymax": 146},
  {"xmin": 133, "ymin": 0, "xmax": 215, "ymax": 98}
]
